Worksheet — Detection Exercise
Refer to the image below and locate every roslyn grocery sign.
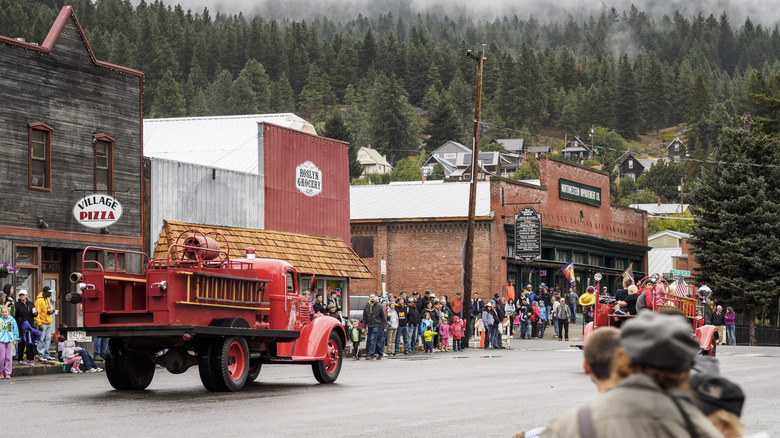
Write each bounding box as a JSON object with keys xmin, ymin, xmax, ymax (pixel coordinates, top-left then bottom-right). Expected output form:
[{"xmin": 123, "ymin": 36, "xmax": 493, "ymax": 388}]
[{"xmin": 73, "ymin": 194, "xmax": 123, "ymax": 229}]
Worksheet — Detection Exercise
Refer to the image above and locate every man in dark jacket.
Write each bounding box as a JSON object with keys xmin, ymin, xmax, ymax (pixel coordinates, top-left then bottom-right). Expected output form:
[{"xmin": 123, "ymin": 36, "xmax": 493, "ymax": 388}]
[
  {"xmin": 394, "ymin": 299, "xmax": 411, "ymax": 355},
  {"xmin": 468, "ymin": 293, "xmax": 484, "ymax": 342},
  {"xmin": 493, "ymin": 293, "xmax": 506, "ymax": 348},
  {"xmin": 362, "ymin": 294, "xmax": 387, "ymax": 360},
  {"xmin": 566, "ymin": 287, "xmax": 578, "ymax": 323},
  {"xmin": 407, "ymin": 298, "xmax": 421, "ymax": 352}
]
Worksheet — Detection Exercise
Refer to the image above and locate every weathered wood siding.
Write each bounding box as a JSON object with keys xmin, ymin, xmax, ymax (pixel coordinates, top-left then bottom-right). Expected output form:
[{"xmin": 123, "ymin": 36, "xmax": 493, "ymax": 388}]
[
  {"xmin": 0, "ymin": 18, "xmax": 142, "ymax": 238},
  {"xmin": 149, "ymin": 158, "xmax": 264, "ymax": 254}
]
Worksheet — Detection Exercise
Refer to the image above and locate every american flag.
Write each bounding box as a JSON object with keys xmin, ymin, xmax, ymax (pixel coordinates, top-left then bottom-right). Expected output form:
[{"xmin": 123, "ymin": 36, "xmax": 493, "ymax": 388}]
[{"xmin": 672, "ymin": 274, "xmax": 688, "ymax": 297}]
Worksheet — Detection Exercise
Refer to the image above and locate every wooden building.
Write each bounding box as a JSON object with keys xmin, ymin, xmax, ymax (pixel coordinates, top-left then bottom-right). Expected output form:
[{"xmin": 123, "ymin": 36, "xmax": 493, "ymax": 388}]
[{"xmin": 0, "ymin": 7, "xmax": 144, "ymax": 328}]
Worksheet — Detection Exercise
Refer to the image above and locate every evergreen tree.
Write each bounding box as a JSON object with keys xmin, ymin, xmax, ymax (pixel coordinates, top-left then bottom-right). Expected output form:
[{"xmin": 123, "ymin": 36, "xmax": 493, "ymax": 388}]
[
  {"xmin": 687, "ymin": 73, "xmax": 712, "ymax": 124},
  {"xmin": 367, "ymin": 73, "xmax": 420, "ymax": 164},
  {"xmin": 690, "ymin": 126, "xmax": 780, "ymax": 345},
  {"xmin": 322, "ymin": 113, "xmax": 362, "ymax": 179},
  {"xmin": 298, "ymin": 63, "xmax": 336, "ymax": 117},
  {"xmin": 637, "ymin": 160, "xmax": 684, "ymax": 202},
  {"xmin": 270, "ymin": 73, "xmax": 296, "ymax": 112},
  {"xmin": 614, "ymin": 55, "xmax": 639, "ymax": 139},
  {"xmin": 637, "ymin": 52, "xmax": 669, "ymax": 131},
  {"xmin": 389, "ymin": 154, "xmax": 424, "ymax": 181},
  {"xmin": 422, "ymin": 96, "xmax": 461, "ymax": 153},
  {"xmin": 238, "ymin": 59, "xmax": 272, "ymax": 113},
  {"xmin": 149, "ymin": 70, "xmax": 186, "ymax": 117}
]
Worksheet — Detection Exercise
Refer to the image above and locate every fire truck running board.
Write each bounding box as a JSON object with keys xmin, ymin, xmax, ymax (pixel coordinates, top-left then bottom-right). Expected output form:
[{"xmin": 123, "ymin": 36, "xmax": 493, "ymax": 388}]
[{"xmin": 73, "ymin": 325, "xmax": 300, "ymax": 342}]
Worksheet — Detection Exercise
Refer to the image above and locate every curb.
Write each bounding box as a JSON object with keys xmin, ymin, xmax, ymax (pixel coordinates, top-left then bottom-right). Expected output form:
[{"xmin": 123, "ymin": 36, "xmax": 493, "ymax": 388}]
[{"xmin": 10, "ymin": 359, "xmax": 105, "ymax": 378}]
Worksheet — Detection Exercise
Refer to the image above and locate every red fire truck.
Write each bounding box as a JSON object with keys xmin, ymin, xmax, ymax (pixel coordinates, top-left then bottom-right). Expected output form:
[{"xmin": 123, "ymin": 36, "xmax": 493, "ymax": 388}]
[{"xmin": 68, "ymin": 230, "xmax": 345, "ymax": 392}]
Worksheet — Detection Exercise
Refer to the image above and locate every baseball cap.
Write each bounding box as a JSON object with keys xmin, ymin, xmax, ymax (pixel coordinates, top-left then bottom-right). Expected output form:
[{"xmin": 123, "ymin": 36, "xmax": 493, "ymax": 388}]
[
  {"xmin": 690, "ymin": 374, "xmax": 745, "ymax": 416},
  {"xmin": 43, "ymin": 286, "xmax": 52, "ymax": 293},
  {"xmin": 18, "ymin": 290, "xmax": 28, "ymax": 296},
  {"xmin": 620, "ymin": 312, "xmax": 699, "ymax": 372}
]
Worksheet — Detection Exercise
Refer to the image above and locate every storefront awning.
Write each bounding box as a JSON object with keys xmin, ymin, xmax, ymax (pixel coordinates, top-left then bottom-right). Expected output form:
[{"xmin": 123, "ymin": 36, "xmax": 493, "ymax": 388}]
[{"xmin": 154, "ymin": 220, "xmax": 374, "ymax": 279}]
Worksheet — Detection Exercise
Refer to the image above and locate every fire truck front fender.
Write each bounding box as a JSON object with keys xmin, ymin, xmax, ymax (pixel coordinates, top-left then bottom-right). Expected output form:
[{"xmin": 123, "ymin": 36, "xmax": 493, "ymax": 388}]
[
  {"xmin": 696, "ymin": 325, "xmax": 718, "ymax": 353},
  {"xmin": 294, "ymin": 316, "xmax": 346, "ymax": 360}
]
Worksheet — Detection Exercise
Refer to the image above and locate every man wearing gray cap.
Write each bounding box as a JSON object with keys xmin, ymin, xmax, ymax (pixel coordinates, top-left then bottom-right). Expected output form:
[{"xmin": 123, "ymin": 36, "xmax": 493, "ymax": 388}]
[{"xmin": 543, "ymin": 312, "xmax": 723, "ymax": 437}]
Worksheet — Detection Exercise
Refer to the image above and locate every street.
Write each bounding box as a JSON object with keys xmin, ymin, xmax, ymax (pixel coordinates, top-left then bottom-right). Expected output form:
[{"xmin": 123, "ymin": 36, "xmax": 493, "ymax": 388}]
[{"xmin": 3, "ymin": 341, "xmax": 778, "ymax": 437}]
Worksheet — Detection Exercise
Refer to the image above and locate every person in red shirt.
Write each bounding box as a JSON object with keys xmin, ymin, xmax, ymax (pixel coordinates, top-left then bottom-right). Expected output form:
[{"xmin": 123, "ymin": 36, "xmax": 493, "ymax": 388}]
[{"xmin": 450, "ymin": 315, "xmax": 464, "ymax": 351}]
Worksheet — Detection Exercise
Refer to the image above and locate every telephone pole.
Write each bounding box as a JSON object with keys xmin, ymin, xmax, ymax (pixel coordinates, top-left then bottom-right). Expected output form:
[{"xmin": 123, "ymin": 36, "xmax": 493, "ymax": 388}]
[{"xmin": 463, "ymin": 44, "xmax": 485, "ymax": 348}]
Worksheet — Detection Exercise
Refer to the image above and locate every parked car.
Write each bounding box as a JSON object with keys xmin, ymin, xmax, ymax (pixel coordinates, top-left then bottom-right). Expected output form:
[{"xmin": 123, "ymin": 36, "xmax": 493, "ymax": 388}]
[{"xmin": 349, "ymin": 295, "xmax": 370, "ymax": 323}]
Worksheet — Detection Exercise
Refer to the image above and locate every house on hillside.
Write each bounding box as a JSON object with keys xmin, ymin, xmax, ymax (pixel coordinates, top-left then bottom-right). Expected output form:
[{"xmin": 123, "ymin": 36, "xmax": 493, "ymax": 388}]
[
  {"xmin": 648, "ymin": 230, "xmax": 690, "ymax": 249},
  {"xmin": 667, "ymin": 137, "xmax": 687, "ymax": 162},
  {"xmin": 422, "ymin": 140, "xmax": 520, "ymax": 180},
  {"xmin": 357, "ymin": 146, "xmax": 392, "ymax": 176},
  {"xmin": 561, "ymin": 136, "xmax": 594, "ymax": 161},
  {"xmin": 617, "ymin": 153, "xmax": 658, "ymax": 180},
  {"xmin": 629, "ymin": 203, "xmax": 690, "ymax": 218},
  {"xmin": 527, "ymin": 146, "xmax": 551, "ymax": 160}
]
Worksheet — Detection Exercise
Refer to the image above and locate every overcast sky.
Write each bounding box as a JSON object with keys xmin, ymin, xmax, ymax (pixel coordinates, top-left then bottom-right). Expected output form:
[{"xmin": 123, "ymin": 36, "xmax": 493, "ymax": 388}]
[{"xmin": 139, "ymin": 0, "xmax": 780, "ymax": 25}]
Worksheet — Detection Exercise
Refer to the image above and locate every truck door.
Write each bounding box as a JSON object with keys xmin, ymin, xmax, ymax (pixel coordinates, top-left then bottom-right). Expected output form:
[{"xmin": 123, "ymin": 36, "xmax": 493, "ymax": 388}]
[{"xmin": 284, "ymin": 270, "xmax": 298, "ymax": 331}]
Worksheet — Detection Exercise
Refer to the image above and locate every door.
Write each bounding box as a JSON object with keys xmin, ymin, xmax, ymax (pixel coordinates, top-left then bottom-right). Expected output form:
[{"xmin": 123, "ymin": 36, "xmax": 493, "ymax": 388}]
[{"xmin": 41, "ymin": 273, "xmax": 59, "ymax": 329}]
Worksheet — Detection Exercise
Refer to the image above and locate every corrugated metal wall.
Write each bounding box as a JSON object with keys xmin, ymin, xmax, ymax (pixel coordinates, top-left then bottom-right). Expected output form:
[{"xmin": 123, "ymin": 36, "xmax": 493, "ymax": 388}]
[
  {"xmin": 149, "ymin": 158, "xmax": 264, "ymax": 253},
  {"xmin": 261, "ymin": 123, "xmax": 351, "ymax": 243}
]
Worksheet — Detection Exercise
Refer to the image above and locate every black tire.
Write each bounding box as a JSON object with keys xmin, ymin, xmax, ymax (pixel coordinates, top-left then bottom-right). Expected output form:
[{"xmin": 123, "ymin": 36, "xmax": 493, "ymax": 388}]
[
  {"xmin": 197, "ymin": 339, "xmax": 219, "ymax": 392},
  {"xmin": 247, "ymin": 359, "xmax": 262, "ymax": 382},
  {"xmin": 105, "ymin": 338, "xmax": 154, "ymax": 391},
  {"xmin": 312, "ymin": 331, "xmax": 343, "ymax": 384},
  {"xmin": 210, "ymin": 317, "xmax": 250, "ymax": 328},
  {"xmin": 203, "ymin": 337, "xmax": 249, "ymax": 392}
]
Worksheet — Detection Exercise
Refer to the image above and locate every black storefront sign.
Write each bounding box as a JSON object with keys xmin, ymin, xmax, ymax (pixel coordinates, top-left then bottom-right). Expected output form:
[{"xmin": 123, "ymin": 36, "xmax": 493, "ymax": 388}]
[{"xmin": 514, "ymin": 207, "xmax": 541, "ymax": 263}]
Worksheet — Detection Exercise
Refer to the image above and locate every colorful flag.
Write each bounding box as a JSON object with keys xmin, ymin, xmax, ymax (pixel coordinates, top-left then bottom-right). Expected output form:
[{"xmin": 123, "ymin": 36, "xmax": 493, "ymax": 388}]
[
  {"xmin": 621, "ymin": 264, "xmax": 634, "ymax": 280},
  {"xmin": 561, "ymin": 260, "xmax": 575, "ymax": 284},
  {"xmin": 672, "ymin": 274, "xmax": 687, "ymax": 297}
]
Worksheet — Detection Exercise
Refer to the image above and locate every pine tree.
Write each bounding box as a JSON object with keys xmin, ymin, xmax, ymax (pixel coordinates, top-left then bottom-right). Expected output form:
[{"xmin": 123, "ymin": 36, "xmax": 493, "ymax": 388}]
[
  {"xmin": 270, "ymin": 73, "xmax": 296, "ymax": 113},
  {"xmin": 298, "ymin": 63, "xmax": 336, "ymax": 118},
  {"xmin": 690, "ymin": 126, "xmax": 780, "ymax": 345},
  {"xmin": 422, "ymin": 96, "xmax": 461, "ymax": 153},
  {"xmin": 367, "ymin": 74, "xmax": 420, "ymax": 164},
  {"xmin": 614, "ymin": 55, "xmax": 639, "ymax": 139},
  {"xmin": 238, "ymin": 59, "xmax": 272, "ymax": 113},
  {"xmin": 149, "ymin": 70, "xmax": 186, "ymax": 117},
  {"xmin": 322, "ymin": 113, "xmax": 362, "ymax": 180},
  {"xmin": 687, "ymin": 73, "xmax": 712, "ymax": 124}
]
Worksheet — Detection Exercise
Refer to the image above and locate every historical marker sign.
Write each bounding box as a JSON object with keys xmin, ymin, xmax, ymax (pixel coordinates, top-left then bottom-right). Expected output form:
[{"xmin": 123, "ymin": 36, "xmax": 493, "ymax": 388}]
[{"xmin": 514, "ymin": 206, "xmax": 541, "ymax": 263}]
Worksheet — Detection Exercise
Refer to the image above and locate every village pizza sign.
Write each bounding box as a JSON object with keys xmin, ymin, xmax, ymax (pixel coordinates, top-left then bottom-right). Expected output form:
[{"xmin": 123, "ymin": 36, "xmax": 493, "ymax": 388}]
[{"xmin": 73, "ymin": 194, "xmax": 123, "ymax": 229}]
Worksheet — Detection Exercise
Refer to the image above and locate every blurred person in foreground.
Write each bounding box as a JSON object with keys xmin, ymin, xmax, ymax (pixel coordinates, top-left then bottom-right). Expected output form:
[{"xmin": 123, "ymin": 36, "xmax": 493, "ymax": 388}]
[{"xmin": 542, "ymin": 312, "xmax": 723, "ymax": 438}]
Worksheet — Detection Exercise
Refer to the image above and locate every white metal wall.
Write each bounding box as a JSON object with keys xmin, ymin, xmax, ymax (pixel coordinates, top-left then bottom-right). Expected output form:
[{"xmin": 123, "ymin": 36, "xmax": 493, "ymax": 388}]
[{"xmin": 149, "ymin": 158, "xmax": 264, "ymax": 254}]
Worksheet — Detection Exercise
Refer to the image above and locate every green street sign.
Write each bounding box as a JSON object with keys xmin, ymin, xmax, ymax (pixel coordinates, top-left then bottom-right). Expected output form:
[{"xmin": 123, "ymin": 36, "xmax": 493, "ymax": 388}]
[{"xmin": 670, "ymin": 269, "xmax": 690, "ymax": 276}]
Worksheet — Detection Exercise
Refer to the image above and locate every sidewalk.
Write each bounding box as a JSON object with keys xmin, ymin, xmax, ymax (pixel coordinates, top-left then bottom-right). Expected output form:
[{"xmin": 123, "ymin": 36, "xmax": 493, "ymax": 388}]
[{"xmin": 10, "ymin": 358, "xmax": 106, "ymax": 378}]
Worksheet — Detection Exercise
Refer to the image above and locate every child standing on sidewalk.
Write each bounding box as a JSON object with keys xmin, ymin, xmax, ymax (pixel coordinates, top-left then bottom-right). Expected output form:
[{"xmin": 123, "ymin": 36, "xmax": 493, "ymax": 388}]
[
  {"xmin": 421, "ymin": 312, "xmax": 437, "ymax": 354},
  {"xmin": 0, "ymin": 306, "xmax": 19, "ymax": 378},
  {"xmin": 451, "ymin": 316, "xmax": 464, "ymax": 351},
  {"xmin": 439, "ymin": 317, "xmax": 450, "ymax": 352}
]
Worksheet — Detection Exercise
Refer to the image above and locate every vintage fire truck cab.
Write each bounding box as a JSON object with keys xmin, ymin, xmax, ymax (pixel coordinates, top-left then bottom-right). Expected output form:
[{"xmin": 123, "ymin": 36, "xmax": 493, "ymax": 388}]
[{"xmin": 68, "ymin": 230, "xmax": 345, "ymax": 392}]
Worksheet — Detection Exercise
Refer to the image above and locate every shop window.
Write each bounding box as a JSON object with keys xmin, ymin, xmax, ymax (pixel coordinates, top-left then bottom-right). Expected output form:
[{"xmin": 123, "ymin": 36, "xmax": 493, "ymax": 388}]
[
  {"xmin": 352, "ymin": 236, "xmax": 374, "ymax": 258},
  {"xmin": 105, "ymin": 251, "xmax": 126, "ymax": 272},
  {"xmin": 28, "ymin": 122, "xmax": 53, "ymax": 190},
  {"xmin": 14, "ymin": 246, "xmax": 39, "ymax": 294},
  {"xmin": 573, "ymin": 252, "xmax": 588, "ymax": 265},
  {"xmin": 93, "ymin": 134, "xmax": 114, "ymax": 193},
  {"xmin": 555, "ymin": 249, "xmax": 570, "ymax": 262}
]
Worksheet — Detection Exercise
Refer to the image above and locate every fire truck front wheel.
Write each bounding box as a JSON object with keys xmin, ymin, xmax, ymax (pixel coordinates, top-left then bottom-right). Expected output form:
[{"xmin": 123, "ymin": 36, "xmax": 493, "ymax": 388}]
[
  {"xmin": 312, "ymin": 331, "xmax": 343, "ymax": 384},
  {"xmin": 105, "ymin": 339, "xmax": 155, "ymax": 391}
]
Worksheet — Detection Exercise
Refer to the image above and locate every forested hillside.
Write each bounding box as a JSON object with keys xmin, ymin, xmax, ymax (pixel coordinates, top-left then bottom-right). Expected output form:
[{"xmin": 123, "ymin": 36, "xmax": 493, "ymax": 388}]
[{"xmin": 3, "ymin": 0, "xmax": 780, "ymax": 173}]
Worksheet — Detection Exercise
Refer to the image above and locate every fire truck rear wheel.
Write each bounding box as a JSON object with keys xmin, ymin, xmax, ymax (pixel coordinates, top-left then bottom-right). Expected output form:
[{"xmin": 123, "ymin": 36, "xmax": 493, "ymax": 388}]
[
  {"xmin": 247, "ymin": 360, "xmax": 262, "ymax": 382},
  {"xmin": 312, "ymin": 331, "xmax": 342, "ymax": 384},
  {"xmin": 210, "ymin": 336, "xmax": 249, "ymax": 392},
  {"xmin": 105, "ymin": 339, "xmax": 155, "ymax": 391}
]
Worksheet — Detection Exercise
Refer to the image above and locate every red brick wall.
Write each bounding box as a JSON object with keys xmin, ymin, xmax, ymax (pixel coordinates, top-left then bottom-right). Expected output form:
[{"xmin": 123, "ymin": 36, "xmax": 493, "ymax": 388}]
[
  {"xmin": 350, "ymin": 158, "xmax": 648, "ymax": 297},
  {"xmin": 350, "ymin": 221, "xmax": 494, "ymax": 296}
]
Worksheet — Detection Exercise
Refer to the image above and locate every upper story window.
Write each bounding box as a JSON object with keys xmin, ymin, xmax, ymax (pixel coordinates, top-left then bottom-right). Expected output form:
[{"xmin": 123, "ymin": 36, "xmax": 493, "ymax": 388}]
[
  {"xmin": 93, "ymin": 134, "xmax": 115, "ymax": 193},
  {"xmin": 628, "ymin": 160, "xmax": 633, "ymax": 169},
  {"xmin": 674, "ymin": 144, "xmax": 680, "ymax": 152},
  {"xmin": 28, "ymin": 122, "xmax": 53, "ymax": 190}
]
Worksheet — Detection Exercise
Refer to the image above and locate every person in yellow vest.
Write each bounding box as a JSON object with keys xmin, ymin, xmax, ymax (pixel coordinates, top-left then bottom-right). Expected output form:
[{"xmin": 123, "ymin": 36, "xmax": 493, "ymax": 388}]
[{"xmin": 34, "ymin": 286, "xmax": 55, "ymax": 361}]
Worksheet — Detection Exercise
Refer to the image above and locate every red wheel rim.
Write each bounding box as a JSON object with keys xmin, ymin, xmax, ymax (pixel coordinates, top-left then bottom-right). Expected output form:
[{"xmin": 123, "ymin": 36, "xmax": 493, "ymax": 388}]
[
  {"xmin": 228, "ymin": 341, "xmax": 245, "ymax": 379},
  {"xmin": 323, "ymin": 339, "xmax": 340, "ymax": 374}
]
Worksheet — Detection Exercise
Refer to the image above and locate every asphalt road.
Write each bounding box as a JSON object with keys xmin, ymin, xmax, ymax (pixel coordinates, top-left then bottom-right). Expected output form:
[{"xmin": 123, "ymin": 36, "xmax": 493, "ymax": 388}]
[{"xmin": 2, "ymin": 340, "xmax": 777, "ymax": 437}]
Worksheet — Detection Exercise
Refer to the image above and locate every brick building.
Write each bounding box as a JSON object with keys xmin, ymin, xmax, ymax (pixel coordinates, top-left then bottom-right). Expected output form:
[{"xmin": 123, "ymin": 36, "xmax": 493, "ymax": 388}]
[{"xmin": 350, "ymin": 157, "xmax": 649, "ymax": 298}]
